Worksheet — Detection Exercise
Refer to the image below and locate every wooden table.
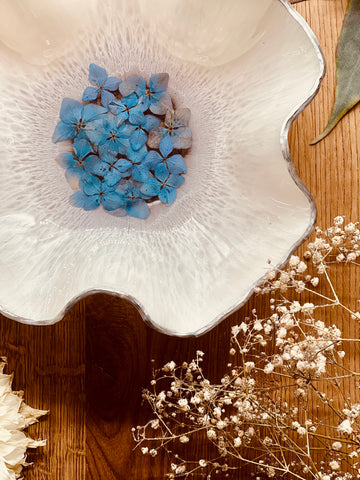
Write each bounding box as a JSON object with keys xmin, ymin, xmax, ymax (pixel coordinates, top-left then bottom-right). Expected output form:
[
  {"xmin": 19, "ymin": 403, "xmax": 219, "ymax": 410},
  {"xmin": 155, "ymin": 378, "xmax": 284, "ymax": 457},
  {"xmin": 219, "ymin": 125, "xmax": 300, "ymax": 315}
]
[{"xmin": 0, "ymin": 1, "xmax": 356, "ymax": 478}]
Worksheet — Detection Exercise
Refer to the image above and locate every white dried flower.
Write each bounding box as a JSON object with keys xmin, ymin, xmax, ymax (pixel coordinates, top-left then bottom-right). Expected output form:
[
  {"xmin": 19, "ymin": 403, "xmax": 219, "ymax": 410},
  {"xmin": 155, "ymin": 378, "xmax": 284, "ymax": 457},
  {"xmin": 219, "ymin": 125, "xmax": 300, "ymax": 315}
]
[
  {"xmin": 207, "ymin": 429, "xmax": 217, "ymax": 441},
  {"xmin": 150, "ymin": 448, "xmax": 158, "ymax": 457},
  {"xmin": 175, "ymin": 465, "xmax": 186, "ymax": 474},
  {"xmin": 264, "ymin": 363, "xmax": 274, "ymax": 374},
  {"xmin": 329, "ymin": 460, "xmax": 340, "ymax": 470},
  {"xmin": 199, "ymin": 459, "xmax": 207, "ymax": 467},
  {"xmin": 338, "ymin": 419, "xmax": 353, "ymax": 435},
  {"xmin": 334, "ymin": 216, "xmax": 344, "ymax": 226},
  {"xmin": 332, "ymin": 441, "xmax": 342, "ymax": 451},
  {"xmin": 234, "ymin": 437, "xmax": 242, "ymax": 448},
  {"xmin": 337, "ymin": 350, "xmax": 346, "ymax": 359},
  {"xmin": 179, "ymin": 436, "xmax": 189, "ymax": 443},
  {"xmin": 0, "ymin": 359, "xmax": 47, "ymax": 480},
  {"xmin": 141, "ymin": 447, "xmax": 149, "ymax": 455},
  {"xmin": 163, "ymin": 361, "xmax": 176, "ymax": 372}
]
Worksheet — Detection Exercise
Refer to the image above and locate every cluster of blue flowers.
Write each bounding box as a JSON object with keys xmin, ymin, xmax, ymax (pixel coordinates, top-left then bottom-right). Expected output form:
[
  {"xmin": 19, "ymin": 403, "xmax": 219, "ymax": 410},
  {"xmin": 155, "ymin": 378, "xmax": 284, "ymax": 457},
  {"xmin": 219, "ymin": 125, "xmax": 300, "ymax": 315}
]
[{"xmin": 52, "ymin": 64, "xmax": 192, "ymax": 219}]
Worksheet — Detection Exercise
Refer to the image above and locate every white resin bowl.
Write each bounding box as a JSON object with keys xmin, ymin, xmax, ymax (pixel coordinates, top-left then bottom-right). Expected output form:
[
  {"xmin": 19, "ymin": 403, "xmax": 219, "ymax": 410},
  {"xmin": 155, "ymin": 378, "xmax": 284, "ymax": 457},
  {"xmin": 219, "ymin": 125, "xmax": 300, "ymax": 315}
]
[{"xmin": 0, "ymin": 0, "xmax": 324, "ymax": 336}]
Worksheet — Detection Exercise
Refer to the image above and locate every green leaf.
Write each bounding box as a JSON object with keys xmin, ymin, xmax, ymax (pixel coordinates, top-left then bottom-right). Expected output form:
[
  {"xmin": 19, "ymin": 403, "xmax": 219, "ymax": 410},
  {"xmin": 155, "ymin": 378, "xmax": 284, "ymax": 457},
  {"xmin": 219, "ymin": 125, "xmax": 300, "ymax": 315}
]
[{"xmin": 312, "ymin": 0, "xmax": 360, "ymax": 144}]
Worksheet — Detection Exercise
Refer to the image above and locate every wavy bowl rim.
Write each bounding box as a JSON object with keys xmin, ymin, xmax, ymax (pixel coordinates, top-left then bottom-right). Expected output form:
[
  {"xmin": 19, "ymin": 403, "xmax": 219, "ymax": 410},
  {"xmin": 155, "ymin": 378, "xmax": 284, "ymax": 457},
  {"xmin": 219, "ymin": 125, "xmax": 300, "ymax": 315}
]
[{"xmin": 0, "ymin": 0, "xmax": 325, "ymax": 337}]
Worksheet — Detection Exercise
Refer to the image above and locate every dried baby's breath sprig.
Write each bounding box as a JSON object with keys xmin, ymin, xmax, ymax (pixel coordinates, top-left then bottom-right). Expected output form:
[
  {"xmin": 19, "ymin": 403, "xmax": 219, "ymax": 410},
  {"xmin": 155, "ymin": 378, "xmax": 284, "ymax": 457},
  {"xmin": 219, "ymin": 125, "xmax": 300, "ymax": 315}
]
[
  {"xmin": 0, "ymin": 358, "xmax": 47, "ymax": 480},
  {"xmin": 134, "ymin": 217, "xmax": 360, "ymax": 479}
]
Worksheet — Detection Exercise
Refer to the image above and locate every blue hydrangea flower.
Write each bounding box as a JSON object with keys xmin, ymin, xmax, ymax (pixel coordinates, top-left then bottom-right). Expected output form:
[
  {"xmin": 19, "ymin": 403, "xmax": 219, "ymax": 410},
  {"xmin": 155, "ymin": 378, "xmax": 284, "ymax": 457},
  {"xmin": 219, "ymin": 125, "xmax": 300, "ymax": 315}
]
[
  {"xmin": 119, "ymin": 73, "xmax": 172, "ymax": 115},
  {"xmin": 86, "ymin": 115, "xmax": 133, "ymax": 153},
  {"xmin": 147, "ymin": 107, "xmax": 192, "ymax": 149},
  {"xmin": 70, "ymin": 174, "xmax": 125, "ymax": 211},
  {"xmin": 89, "ymin": 148, "xmax": 129, "ymax": 186},
  {"xmin": 112, "ymin": 145, "xmax": 149, "ymax": 182},
  {"xmin": 108, "ymin": 93, "xmax": 146, "ymax": 124},
  {"xmin": 58, "ymin": 138, "xmax": 98, "ymax": 187},
  {"xmin": 128, "ymin": 112, "xmax": 161, "ymax": 151},
  {"xmin": 82, "ymin": 64, "xmax": 120, "ymax": 108},
  {"xmin": 140, "ymin": 163, "xmax": 185, "ymax": 205},
  {"xmin": 116, "ymin": 180, "xmax": 150, "ymax": 219},
  {"xmin": 144, "ymin": 136, "xmax": 187, "ymax": 174},
  {"xmin": 52, "ymin": 98, "xmax": 107, "ymax": 143}
]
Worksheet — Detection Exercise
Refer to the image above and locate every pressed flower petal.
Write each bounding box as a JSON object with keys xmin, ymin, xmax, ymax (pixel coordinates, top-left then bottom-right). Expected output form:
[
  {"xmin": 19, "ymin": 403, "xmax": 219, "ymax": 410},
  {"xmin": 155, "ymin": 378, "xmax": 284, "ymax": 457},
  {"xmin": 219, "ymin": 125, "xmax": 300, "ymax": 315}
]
[
  {"xmin": 52, "ymin": 121, "xmax": 76, "ymax": 143},
  {"xmin": 59, "ymin": 98, "xmax": 82, "ymax": 124},
  {"xmin": 166, "ymin": 154, "xmax": 187, "ymax": 174},
  {"xmin": 65, "ymin": 167, "xmax": 83, "ymax": 190},
  {"xmin": 83, "ymin": 154, "xmax": 99, "ymax": 172},
  {"xmin": 159, "ymin": 185, "xmax": 177, "ymax": 205},
  {"xmin": 154, "ymin": 162, "xmax": 170, "ymax": 182},
  {"xmin": 85, "ymin": 120, "xmax": 107, "ymax": 144},
  {"xmin": 167, "ymin": 173, "xmax": 185, "ymax": 189},
  {"xmin": 119, "ymin": 75, "xmax": 146, "ymax": 97},
  {"xmin": 173, "ymin": 108, "xmax": 191, "ymax": 127},
  {"xmin": 126, "ymin": 145, "xmax": 148, "ymax": 163},
  {"xmin": 126, "ymin": 199, "xmax": 150, "ymax": 219},
  {"xmin": 89, "ymin": 63, "xmax": 108, "ymax": 87},
  {"xmin": 73, "ymin": 138, "xmax": 92, "ymax": 159},
  {"xmin": 140, "ymin": 178, "xmax": 160, "ymax": 197},
  {"xmin": 122, "ymin": 92, "xmax": 139, "ymax": 108},
  {"xmin": 70, "ymin": 190, "xmax": 100, "ymax": 210},
  {"xmin": 82, "ymin": 86, "xmax": 99, "ymax": 102},
  {"xmin": 159, "ymin": 135, "xmax": 173, "ymax": 158},
  {"xmin": 149, "ymin": 91, "xmax": 172, "ymax": 115},
  {"xmin": 147, "ymin": 127, "xmax": 166, "ymax": 149},
  {"xmin": 103, "ymin": 76, "xmax": 120, "ymax": 91},
  {"xmin": 102, "ymin": 192, "xmax": 125, "ymax": 211},
  {"xmin": 171, "ymin": 127, "xmax": 192, "ymax": 149},
  {"xmin": 91, "ymin": 161, "xmax": 110, "ymax": 176},
  {"xmin": 143, "ymin": 150, "xmax": 161, "ymax": 169},
  {"xmin": 115, "ymin": 158, "xmax": 131, "ymax": 172},
  {"xmin": 132, "ymin": 164, "xmax": 150, "ymax": 183},
  {"xmin": 101, "ymin": 89, "xmax": 115, "ymax": 108},
  {"xmin": 58, "ymin": 152, "xmax": 75, "ymax": 169},
  {"xmin": 103, "ymin": 170, "xmax": 122, "ymax": 187},
  {"xmin": 143, "ymin": 114, "xmax": 161, "ymax": 132},
  {"xmin": 130, "ymin": 129, "xmax": 147, "ymax": 151},
  {"xmin": 80, "ymin": 175, "xmax": 101, "ymax": 196},
  {"xmin": 82, "ymin": 103, "xmax": 108, "ymax": 123},
  {"xmin": 149, "ymin": 73, "xmax": 169, "ymax": 93},
  {"xmin": 128, "ymin": 110, "xmax": 146, "ymax": 126}
]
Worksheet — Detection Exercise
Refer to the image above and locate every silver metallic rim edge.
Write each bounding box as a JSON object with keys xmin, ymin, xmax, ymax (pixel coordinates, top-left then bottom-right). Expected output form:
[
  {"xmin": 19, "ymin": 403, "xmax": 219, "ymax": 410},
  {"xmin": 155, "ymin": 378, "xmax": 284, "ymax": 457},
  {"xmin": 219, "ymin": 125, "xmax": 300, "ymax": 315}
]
[{"xmin": 0, "ymin": 0, "xmax": 325, "ymax": 337}]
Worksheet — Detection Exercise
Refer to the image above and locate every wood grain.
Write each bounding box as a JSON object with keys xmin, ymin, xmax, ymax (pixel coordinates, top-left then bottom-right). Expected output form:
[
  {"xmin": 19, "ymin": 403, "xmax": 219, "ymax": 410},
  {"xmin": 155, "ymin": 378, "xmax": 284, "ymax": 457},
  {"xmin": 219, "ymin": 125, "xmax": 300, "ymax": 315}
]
[{"xmin": 0, "ymin": 1, "xmax": 357, "ymax": 479}]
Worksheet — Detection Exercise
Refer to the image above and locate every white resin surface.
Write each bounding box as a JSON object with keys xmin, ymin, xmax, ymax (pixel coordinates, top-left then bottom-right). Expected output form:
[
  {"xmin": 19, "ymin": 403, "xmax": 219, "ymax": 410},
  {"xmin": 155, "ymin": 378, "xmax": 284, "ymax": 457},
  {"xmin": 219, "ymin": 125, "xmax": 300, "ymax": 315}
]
[{"xmin": 0, "ymin": 0, "xmax": 323, "ymax": 336}]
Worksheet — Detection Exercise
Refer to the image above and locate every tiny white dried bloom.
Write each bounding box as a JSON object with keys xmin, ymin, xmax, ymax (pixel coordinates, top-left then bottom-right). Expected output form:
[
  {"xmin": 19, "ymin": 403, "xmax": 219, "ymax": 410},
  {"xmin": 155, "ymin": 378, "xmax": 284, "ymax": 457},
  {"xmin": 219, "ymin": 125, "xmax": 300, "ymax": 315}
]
[
  {"xmin": 311, "ymin": 276, "xmax": 319, "ymax": 287},
  {"xmin": 338, "ymin": 419, "xmax": 353, "ymax": 434},
  {"xmin": 229, "ymin": 348, "xmax": 236, "ymax": 356},
  {"xmin": 199, "ymin": 459, "xmax": 207, "ymax": 467},
  {"xmin": 302, "ymin": 303, "xmax": 315, "ymax": 315},
  {"xmin": 0, "ymin": 360, "xmax": 47, "ymax": 480},
  {"xmin": 329, "ymin": 460, "xmax": 340, "ymax": 471},
  {"xmin": 163, "ymin": 361, "xmax": 176, "ymax": 372},
  {"xmin": 334, "ymin": 216, "xmax": 344, "ymax": 226},
  {"xmin": 349, "ymin": 451, "xmax": 358, "ymax": 458},
  {"xmin": 175, "ymin": 465, "xmax": 186, "ymax": 474},
  {"xmin": 216, "ymin": 420, "xmax": 227, "ymax": 430},
  {"xmin": 178, "ymin": 398, "xmax": 189, "ymax": 410},
  {"xmin": 207, "ymin": 429, "xmax": 217, "ymax": 440},
  {"xmin": 234, "ymin": 437, "xmax": 242, "ymax": 448},
  {"xmin": 297, "ymin": 261, "xmax": 307, "ymax": 273},
  {"xmin": 336, "ymin": 253, "xmax": 345, "ymax": 262},
  {"xmin": 141, "ymin": 447, "xmax": 149, "ymax": 454},
  {"xmin": 244, "ymin": 362, "xmax": 255, "ymax": 372},
  {"xmin": 179, "ymin": 435, "xmax": 189, "ymax": 443},
  {"xmin": 253, "ymin": 320, "xmax": 263, "ymax": 331},
  {"xmin": 297, "ymin": 427, "xmax": 306, "ymax": 435},
  {"xmin": 277, "ymin": 327, "xmax": 287, "ymax": 339},
  {"xmin": 264, "ymin": 363, "xmax": 274, "ymax": 374},
  {"xmin": 347, "ymin": 252, "xmax": 357, "ymax": 262},
  {"xmin": 150, "ymin": 449, "xmax": 158, "ymax": 457},
  {"xmin": 289, "ymin": 255, "xmax": 300, "ymax": 267},
  {"xmin": 337, "ymin": 350, "xmax": 346, "ymax": 359},
  {"xmin": 332, "ymin": 441, "xmax": 342, "ymax": 451}
]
